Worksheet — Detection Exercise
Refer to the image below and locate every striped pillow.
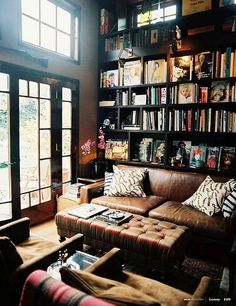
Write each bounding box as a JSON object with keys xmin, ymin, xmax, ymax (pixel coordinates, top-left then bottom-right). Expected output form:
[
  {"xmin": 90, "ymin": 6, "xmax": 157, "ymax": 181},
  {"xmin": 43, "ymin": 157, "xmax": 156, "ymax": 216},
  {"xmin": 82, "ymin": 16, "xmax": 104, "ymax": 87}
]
[
  {"xmin": 222, "ymin": 187, "xmax": 236, "ymax": 218},
  {"xmin": 103, "ymin": 172, "xmax": 114, "ymax": 195}
]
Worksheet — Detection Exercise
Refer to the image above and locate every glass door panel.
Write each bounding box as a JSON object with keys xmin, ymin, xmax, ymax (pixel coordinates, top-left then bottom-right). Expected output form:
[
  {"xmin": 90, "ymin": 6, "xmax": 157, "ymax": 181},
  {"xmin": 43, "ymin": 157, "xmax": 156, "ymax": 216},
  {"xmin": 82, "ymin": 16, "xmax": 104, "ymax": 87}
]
[
  {"xmin": 0, "ymin": 73, "xmax": 12, "ymax": 221},
  {"xmin": 62, "ymin": 87, "xmax": 72, "ymax": 194},
  {"xmin": 19, "ymin": 79, "xmax": 52, "ymax": 209}
]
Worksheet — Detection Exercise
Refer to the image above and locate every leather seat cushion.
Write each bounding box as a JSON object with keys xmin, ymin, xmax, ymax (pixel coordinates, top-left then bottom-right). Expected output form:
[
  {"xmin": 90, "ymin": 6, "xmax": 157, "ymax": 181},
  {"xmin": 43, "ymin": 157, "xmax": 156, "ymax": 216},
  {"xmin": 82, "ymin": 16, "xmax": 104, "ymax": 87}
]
[
  {"xmin": 91, "ymin": 195, "xmax": 167, "ymax": 215},
  {"xmin": 148, "ymin": 201, "xmax": 230, "ymax": 241}
]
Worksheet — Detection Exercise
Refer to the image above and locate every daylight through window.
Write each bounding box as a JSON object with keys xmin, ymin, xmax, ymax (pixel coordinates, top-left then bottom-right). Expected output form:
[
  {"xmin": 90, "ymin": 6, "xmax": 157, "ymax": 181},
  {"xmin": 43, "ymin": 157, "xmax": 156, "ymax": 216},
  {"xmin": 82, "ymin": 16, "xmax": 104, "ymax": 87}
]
[{"xmin": 21, "ymin": 0, "xmax": 79, "ymax": 60}]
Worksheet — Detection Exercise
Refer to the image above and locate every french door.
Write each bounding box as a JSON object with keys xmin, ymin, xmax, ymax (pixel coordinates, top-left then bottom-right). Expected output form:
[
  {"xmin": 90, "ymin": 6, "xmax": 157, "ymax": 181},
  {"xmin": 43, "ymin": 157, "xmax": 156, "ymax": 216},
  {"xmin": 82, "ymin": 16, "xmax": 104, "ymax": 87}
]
[{"xmin": 0, "ymin": 64, "xmax": 78, "ymax": 225}]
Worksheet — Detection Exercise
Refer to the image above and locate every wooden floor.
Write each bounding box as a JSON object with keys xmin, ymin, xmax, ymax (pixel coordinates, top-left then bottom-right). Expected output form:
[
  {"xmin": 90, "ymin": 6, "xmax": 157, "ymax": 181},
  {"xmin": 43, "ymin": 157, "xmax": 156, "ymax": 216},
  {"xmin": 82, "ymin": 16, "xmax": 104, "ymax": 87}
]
[{"xmin": 31, "ymin": 218, "xmax": 59, "ymax": 243}]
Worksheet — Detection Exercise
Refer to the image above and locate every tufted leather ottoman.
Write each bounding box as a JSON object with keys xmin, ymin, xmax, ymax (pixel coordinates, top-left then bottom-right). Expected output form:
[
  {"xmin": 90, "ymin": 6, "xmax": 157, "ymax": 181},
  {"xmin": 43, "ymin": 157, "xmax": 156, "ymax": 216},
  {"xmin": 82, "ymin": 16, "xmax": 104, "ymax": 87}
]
[{"xmin": 56, "ymin": 209, "xmax": 190, "ymax": 273}]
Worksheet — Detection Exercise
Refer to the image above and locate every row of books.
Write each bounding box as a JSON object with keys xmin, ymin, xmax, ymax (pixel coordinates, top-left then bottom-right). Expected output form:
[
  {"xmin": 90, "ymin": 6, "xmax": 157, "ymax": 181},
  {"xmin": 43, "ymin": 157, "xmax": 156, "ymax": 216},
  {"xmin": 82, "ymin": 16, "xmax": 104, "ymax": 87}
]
[
  {"xmin": 100, "ymin": 49, "xmax": 236, "ymax": 89},
  {"xmin": 143, "ymin": 109, "xmax": 165, "ymax": 131},
  {"xmin": 103, "ymin": 24, "xmax": 175, "ymax": 52},
  {"xmin": 172, "ymin": 141, "xmax": 235, "ymax": 171},
  {"xmin": 169, "ymin": 81, "xmax": 236, "ymax": 104},
  {"xmin": 170, "ymin": 48, "xmax": 236, "ymax": 82},
  {"xmin": 168, "ymin": 109, "xmax": 236, "ymax": 133}
]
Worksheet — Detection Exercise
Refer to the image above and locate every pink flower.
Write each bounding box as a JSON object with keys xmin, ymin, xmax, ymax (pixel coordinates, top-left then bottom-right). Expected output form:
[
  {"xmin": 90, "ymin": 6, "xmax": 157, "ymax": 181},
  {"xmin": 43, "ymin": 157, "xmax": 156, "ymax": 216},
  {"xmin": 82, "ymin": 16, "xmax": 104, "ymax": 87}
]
[{"xmin": 81, "ymin": 139, "xmax": 95, "ymax": 156}]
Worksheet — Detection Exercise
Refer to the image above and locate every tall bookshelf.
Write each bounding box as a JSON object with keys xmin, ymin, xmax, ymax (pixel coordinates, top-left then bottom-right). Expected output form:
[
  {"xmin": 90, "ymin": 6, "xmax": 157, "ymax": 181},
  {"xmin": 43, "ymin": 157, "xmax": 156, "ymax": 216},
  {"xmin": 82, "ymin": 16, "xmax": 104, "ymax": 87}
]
[{"xmin": 98, "ymin": 2, "xmax": 236, "ymax": 176}]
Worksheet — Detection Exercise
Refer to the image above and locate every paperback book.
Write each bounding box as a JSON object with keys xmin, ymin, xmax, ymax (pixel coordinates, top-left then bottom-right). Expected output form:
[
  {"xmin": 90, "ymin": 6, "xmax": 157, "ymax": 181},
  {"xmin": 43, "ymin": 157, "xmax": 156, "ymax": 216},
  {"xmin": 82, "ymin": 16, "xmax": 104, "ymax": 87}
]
[
  {"xmin": 194, "ymin": 51, "xmax": 213, "ymax": 80},
  {"xmin": 152, "ymin": 140, "xmax": 165, "ymax": 164},
  {"xmin": 170, "ymin": 55, "xmax": 193, "ymax": 82},
  {"xmin": 206, "ymin": 146, "xmax": 220, "ymax": 170},
  {"xmin": 138, "ymin": 138, "xmax": 153, "ymax": 162},
  {"xmin": 189, "ymin": 145, "xmax": 207, "ymax": 168}
]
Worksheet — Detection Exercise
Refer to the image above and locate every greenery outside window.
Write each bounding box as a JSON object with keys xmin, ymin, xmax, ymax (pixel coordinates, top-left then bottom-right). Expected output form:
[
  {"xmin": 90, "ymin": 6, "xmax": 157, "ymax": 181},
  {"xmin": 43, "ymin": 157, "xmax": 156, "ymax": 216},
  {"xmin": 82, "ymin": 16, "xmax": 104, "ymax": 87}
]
[{"xmin": 21, "ymin": 0, "xmax": 79, "ymax": 61}]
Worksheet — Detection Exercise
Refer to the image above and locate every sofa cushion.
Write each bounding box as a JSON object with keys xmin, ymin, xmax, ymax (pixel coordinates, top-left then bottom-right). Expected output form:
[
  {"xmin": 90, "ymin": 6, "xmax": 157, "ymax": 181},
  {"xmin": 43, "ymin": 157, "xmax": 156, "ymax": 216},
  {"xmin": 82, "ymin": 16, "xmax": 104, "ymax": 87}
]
[
  {"xmin": 0, "ymin": 236, "xmax": 23, "ymax": 273},
  {"xmin": 107, "ymin": 166, "xmax": 147, "ymax": 197},
  {"xmin": 182, "ymin": 176, "xmax": 236, "ymax": 216},
  {"xmin": 148, "ymin": 201, "xmax": 231, "ymax": 241},
  {"xmin": 91, "ymin": 195, "xmax": 167, "ymax": 216},
  {"xmin": 222, "ymin": 187, "xmax": 236, "ymax": 218},
  {"xmin": 60, "ymin": 267, "xmax": 160, "ymax": 306}
]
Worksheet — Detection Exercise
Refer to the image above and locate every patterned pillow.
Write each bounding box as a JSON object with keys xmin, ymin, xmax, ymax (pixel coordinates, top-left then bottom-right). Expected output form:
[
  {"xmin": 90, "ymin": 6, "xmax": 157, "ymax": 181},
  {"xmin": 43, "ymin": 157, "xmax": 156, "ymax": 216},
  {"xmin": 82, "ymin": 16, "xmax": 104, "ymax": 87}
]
[
  {"xmin": 103, "ymin": 172, "xmax": 114, "ymax": 195},
  {"xmin": 107, "ymin": 166, "xmax": 147, "ymax": 197},
  {"xmin": 183, "ymin": 176, "xmax": 236, "ymax": 216},
  {"xmin": 222, "ymin": 187, "xmax": 236, "ymax": 218}
]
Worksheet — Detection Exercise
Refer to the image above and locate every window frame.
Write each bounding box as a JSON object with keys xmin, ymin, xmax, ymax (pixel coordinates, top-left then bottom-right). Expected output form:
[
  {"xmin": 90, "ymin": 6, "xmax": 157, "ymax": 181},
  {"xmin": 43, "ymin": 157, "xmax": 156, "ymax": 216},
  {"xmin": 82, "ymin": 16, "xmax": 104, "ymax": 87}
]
[{"xmin": 19, "ymin": 0, "xmax": 80, "ymax": 63}]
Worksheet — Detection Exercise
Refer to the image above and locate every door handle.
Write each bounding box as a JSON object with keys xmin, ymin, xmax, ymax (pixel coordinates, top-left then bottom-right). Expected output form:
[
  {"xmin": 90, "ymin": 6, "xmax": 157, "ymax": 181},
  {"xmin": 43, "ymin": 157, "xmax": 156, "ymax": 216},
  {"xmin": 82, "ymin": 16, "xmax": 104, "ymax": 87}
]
[{"xmin": 0, "ymin": 161, "xmax": 16, "ymax": 168}]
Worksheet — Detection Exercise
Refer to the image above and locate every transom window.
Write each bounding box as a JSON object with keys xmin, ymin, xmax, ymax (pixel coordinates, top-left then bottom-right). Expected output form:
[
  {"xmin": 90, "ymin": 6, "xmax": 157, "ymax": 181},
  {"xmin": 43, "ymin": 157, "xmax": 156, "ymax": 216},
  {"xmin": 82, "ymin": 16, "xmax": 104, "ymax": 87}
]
[
  {"xmin": 130, "ymin": 1, "xmax": 176, "ymax": 28},
  {"xmin": 21, "ymin": 0, "xmax": 79, "ymax": 60}
]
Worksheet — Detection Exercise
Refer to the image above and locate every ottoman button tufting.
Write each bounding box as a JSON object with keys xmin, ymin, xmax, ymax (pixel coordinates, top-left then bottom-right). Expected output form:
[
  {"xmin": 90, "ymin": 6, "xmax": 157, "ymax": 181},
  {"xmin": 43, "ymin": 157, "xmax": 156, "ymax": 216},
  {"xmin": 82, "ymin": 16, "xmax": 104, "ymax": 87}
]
[{"xmin": 155, "ymin": 226, "xmax": 162, "ymax": 232}]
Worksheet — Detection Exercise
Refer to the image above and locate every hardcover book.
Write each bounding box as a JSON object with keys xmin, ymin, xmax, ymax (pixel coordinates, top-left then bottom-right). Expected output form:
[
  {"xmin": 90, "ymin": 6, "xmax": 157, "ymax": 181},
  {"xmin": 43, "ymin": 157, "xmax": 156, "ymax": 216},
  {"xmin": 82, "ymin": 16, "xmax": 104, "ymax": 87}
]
[
  {"xmin": 146, "ymin": 59, "xmax": 166, "ymax": 84},
  {"xmin": 218, "ymin": 146, "xmax": 235, "ymax": 170},
  {"xmin": 170, "ymin": 55, "xmax": 193, "ymax": 82},
  {"xmin": 209, "ymin": 81, "xmax": 230, "ymax": 102},
  {"xmin": 194, "ymin": 51, "xmax": 213, "ymax": 80},
  {"xmin": 123, "ymin": 60, "xmax": 141, "ymax": 86},
  {"xmin": 178, "ymin": 83, "xmax": 196, "ymax": 104},
  {"xmin": 206, "ymin": 146, "xmax": 220, "ymax": 170}
]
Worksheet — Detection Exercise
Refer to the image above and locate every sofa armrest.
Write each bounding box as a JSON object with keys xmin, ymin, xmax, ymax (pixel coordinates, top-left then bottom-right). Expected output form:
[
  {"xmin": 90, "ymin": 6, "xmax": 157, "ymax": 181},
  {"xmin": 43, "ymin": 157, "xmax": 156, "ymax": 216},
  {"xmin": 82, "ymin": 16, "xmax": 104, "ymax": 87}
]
[
  {"xmin": 187, "ymin": 276, "xmax": 212, "ymax": 306},
  {"xmin": 0, "ymin": 217, "xmax": 30, "ymax": 244},
  {"xmin": 85, "ymin": 247, "xmax": 122, "ymax": 278},
  {"xmin": 80, "ymin": 181, "xmax": 104, "ymax": 203}
]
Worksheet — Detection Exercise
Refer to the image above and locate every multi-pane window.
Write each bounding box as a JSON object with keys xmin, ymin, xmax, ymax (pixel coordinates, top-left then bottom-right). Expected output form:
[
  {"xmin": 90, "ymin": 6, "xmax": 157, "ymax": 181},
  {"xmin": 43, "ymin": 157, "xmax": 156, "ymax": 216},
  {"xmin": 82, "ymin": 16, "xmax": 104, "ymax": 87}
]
[
  {"xmin": 21, "ymin": 0, "xmax": 79, "ymax": 60},
  {"xmin": 136, "ymin": 2, "xmax": 176, "ymax": 27}
]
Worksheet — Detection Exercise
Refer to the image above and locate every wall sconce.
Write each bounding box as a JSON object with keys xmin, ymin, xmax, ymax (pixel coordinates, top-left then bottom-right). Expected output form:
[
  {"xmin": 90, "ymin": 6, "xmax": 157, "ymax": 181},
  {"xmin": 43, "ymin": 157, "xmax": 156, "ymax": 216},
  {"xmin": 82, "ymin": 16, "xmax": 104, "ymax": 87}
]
[{"xmin": 118, "ymin": 48, "xmax": 133, "ymax": 66}]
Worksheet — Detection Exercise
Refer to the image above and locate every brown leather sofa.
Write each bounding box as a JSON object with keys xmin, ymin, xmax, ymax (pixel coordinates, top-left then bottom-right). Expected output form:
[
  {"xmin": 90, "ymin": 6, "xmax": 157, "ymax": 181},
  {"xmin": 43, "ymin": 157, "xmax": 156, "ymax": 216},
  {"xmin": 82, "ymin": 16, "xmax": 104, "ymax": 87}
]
[{"xmin": 80, "ymin": 166, "xmax": 236, "ymax": 264}]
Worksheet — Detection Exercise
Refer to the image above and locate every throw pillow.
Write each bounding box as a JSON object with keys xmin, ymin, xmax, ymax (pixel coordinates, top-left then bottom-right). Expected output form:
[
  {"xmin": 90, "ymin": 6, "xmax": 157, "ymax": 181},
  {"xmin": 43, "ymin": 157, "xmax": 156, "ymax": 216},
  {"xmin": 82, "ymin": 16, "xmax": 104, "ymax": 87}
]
[
  {"xmin": 60, "ymin": 267, "xmax": 159, "ymax": 306},
  {"xmin": 222, "ymin": 187, "xmax": 236, "ymax": 218},
  {"xmin": 183, "ymin": 176, "xmax": 236, "ymax": 216},
  {"xmin": 103, "ymin": 172, "xmax": 114, "ymax": 195},
  {"xmin": 107, "ymin": 166, "xmax": 147, "ymax": 197},
  {"xmin": 0, "ymin": 236, "xmax": 23, "ymax": 272}
]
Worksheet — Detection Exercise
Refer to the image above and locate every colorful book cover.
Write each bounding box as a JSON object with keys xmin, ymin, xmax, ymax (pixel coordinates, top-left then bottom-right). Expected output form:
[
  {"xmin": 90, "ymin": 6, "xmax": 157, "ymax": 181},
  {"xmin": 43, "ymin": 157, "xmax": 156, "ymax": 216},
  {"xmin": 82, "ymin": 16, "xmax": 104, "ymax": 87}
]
[
  {"xmin": 194, "ymin": 51, "xmax": 213, "ymax": 80},
  {"xmin": 171, "ymin": 55, "xmax": 193, "ymax": 82},
  {"xmin": 105, "ymin": 139, "xmax": 128, "ymax": 161},
  {"xmin": 218, "ymin": 146, "xmax": 235, "ymax": 170},
  {"xmin": 189, "ymin": 145, "xmax": 207, "ymax": 168},
  {"xmin": 123, "ymin": 60, "xmax": 141, "ymax": 86},
  {"xmin": 152, "ymin": 140, "xmax": 165, "ymax": 164},
  {"xmin": 147, "ymin": 59, "xmax": 166, "ymax": 84},
  {"xmin": 178, "ymin": 83, "xmax": 196, "ymax": 104},
  {"xmin": 206, "ymin": 146, "xmax": 220, "ymax": 169},
  {"xmin": 209, "ymin": 81, "xmax": 230, "ymax": 102},
  {"xmin": 172, "ymin": 140, "xmax": 192, "ymax": 166}
]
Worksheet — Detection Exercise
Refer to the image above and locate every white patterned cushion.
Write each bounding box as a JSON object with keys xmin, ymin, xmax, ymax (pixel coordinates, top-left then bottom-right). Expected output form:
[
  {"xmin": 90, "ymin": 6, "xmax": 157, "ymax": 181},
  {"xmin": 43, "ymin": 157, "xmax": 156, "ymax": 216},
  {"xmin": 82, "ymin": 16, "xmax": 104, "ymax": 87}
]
[
  {"xmin": 103, "ymin": 172, "xmax": 114, "ymax": 195},
  {"xmin": 222, "ymin": 187, "xmax": 236, "ymax": 218},
  {"xmin": 183, "ymin": 176, "xmax": 236, "ymax": 216},
  {"xmin": 107, "ymin": 166, "xmax": 147, "ymax": 197}
]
